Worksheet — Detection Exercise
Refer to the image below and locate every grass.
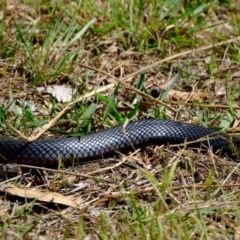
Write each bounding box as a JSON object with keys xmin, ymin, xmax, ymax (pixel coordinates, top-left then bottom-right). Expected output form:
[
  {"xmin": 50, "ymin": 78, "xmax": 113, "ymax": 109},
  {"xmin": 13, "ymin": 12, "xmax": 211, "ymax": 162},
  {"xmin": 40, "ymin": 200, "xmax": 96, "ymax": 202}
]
[{"xmin": 0, "ymin": 0, "xmax": 240, "ymax": 239}]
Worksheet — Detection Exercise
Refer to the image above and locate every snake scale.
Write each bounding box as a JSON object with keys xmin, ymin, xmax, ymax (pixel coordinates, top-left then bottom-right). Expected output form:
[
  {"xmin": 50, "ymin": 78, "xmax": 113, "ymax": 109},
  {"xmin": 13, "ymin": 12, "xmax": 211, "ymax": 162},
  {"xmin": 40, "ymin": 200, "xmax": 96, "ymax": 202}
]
[{"xmin": 0, "ymin": 119, "xmax": 239, "ymax": 167}]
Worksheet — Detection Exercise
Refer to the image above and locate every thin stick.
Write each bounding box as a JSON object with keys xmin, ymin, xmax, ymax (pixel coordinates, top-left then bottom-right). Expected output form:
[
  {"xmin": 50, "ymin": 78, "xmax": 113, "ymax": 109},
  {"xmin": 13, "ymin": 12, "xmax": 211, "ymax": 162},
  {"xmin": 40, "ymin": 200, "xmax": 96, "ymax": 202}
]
[
  {"xmin": 165, "ymin": 100, "xmax": 240, "ymax": 110},
  {"xmin": 9, "ymin": 83, "xmax": 115, "ymax": 141},
  {"xmin": 9, "ymin": 36, "xmax": 240, "ymax": 140},
  {"xmin": 79, "ymin": 64, "xmax": 177, "ymax": 112},
  {"xmin": 99, "ymin": 183, "xmax": 240, "ymax": 199},
  {"xmin": 120, "ymin": 36, "xmax": 240, "ymax": 82},
  {"xmin": 19, "ymin": 164, "xmax": 114, "ymax": 183}
]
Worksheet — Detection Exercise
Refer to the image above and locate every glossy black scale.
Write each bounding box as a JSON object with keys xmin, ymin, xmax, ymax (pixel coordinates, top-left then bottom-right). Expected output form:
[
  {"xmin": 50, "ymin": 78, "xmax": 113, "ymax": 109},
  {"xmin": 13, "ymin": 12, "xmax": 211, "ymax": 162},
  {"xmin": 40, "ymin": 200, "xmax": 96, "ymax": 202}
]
[{"xmin": 0, "ymin": 119, "xmax": 239, "ymax": 167}]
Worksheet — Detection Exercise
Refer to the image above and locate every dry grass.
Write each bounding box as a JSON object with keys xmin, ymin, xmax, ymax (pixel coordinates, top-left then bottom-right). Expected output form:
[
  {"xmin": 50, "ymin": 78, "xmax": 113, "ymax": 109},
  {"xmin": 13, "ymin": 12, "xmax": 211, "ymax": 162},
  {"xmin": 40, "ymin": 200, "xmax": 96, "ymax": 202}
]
[{"xmin": 0, "ymin": 0, "xmax": 240, "ymax": 239}]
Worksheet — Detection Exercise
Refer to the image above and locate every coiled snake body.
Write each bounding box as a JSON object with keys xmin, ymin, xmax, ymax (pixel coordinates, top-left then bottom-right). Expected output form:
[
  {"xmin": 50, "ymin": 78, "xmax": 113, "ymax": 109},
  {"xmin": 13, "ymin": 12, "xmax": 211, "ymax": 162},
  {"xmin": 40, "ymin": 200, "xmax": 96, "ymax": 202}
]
[{"xmin": 0, "ymin": 119, "xmax": 239, "ymax": 167}]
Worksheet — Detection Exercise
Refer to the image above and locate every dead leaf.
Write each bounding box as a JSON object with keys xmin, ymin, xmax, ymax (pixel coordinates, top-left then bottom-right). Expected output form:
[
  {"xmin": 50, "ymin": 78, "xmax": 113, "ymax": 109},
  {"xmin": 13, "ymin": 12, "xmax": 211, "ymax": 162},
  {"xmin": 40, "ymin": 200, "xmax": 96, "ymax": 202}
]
[
  {"xmin": 37, "ymin": 85, "xmax": 74, "ymax": 102},
  {"xmin": 215, "ymin": 86, "xmax": 226, "ymax": 97},
  {"xmin": 231, "ymin": 71, "xmax": 240, "ymax": 80},
  {"xmin": 167, "ymin": 89, "xmax": 205, "ymax": 101},
  {"xmin": 234, "ymin": 226, "xmax": 240, "ymax": 240},
  {"xmin": 0, "ymin": 184, "xmax": 78, "ymax": 207},
  {"xmin": 202, "ymin": 79, "xmax": 215, "ymax": 88},
  {"xmin": 104, "ymin": 42, "xmax": 118, "ymax": 53}
]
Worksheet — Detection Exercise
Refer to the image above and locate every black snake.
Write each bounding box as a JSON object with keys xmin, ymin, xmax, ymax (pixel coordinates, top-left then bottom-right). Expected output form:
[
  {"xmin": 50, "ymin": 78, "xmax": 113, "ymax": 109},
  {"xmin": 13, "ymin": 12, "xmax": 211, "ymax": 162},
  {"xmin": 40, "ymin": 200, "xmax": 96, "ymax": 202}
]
[{"xmin": 0, "ymin": 119, "xmax": 239, "ymax": 167}]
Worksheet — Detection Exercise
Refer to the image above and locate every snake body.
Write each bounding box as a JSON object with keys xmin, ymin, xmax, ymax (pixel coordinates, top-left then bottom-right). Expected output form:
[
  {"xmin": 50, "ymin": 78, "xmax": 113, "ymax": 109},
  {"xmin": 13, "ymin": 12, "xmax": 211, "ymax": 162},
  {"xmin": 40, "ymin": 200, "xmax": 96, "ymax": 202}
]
[{"xmin": 0, "ymin": 119, "xmax": 239, "ymax": 167}]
